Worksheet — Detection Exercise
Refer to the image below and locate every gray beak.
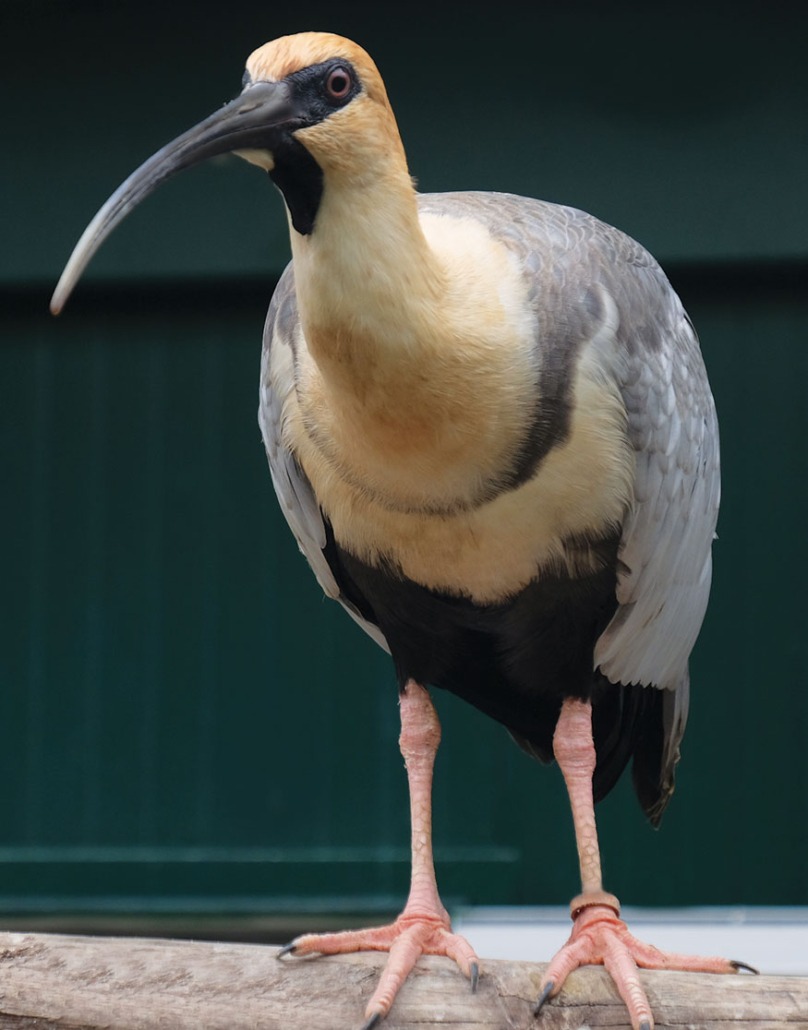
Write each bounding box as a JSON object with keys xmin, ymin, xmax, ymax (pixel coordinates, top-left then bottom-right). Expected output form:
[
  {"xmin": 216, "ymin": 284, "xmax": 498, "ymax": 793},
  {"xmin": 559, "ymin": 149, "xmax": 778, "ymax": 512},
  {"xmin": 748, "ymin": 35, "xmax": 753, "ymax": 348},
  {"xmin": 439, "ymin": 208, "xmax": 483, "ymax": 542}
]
[{"xmin": 51, "ymin": 80, "xmax": 294, "ymax": 313}]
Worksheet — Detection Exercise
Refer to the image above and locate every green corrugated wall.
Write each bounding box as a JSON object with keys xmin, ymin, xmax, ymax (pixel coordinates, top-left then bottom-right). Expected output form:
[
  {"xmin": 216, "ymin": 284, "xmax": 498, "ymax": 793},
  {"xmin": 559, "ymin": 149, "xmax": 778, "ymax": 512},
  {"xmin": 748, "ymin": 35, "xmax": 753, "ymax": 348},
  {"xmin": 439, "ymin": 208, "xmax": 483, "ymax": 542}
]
[{"xmin": 3, "ymin": 0, "xmax": 807, "ymax": 920}]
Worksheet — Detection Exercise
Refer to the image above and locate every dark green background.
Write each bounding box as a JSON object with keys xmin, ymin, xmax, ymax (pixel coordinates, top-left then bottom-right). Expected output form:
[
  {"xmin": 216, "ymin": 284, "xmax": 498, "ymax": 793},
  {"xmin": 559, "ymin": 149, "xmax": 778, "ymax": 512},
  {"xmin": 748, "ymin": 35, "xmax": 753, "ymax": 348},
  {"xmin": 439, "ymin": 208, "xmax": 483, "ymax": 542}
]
[{"xmin": 3, "ymin": 0, "xmax": 807, "ymax": 928}]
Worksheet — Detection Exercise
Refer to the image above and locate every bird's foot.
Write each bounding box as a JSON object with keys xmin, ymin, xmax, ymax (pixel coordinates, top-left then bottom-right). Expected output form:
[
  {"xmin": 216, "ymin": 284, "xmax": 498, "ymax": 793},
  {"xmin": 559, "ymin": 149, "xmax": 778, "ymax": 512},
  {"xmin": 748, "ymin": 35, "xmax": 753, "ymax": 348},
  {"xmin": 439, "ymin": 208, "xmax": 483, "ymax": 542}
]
[
  {"xmin": 535, "ymin": 893, "xmax": 751, "ymax": 1030},
  {"xmin": 279, "ymin": 909, "xmax": 479, "ymax": 1027}
]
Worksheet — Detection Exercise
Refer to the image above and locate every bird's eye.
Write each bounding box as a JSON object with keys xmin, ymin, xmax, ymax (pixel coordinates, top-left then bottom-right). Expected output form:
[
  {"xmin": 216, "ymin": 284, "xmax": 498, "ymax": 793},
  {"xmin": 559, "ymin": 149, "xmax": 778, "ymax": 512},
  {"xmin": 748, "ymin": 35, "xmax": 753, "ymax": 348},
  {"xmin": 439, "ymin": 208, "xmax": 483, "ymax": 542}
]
[{"xmin": 325, "ymin": 67, "xmax": 353, "ymax": 101}]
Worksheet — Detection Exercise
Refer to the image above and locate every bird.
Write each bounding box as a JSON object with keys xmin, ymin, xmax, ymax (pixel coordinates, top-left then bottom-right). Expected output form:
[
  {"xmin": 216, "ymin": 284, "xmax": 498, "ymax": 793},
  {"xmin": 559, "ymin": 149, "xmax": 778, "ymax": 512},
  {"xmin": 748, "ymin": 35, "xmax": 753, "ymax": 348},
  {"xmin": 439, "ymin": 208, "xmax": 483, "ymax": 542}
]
[{"xmin": 51, "ymin": 30, "xmax": 747, "ymax": 1030}]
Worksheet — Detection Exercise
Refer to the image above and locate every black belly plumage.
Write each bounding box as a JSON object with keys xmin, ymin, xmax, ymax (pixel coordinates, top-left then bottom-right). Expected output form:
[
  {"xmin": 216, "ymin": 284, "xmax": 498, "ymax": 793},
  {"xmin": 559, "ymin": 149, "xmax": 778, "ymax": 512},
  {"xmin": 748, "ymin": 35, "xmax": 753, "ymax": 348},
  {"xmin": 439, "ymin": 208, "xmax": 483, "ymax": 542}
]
[{"xmin": 322, "ymin": 521, "xmax": 667, "ymax": 822}]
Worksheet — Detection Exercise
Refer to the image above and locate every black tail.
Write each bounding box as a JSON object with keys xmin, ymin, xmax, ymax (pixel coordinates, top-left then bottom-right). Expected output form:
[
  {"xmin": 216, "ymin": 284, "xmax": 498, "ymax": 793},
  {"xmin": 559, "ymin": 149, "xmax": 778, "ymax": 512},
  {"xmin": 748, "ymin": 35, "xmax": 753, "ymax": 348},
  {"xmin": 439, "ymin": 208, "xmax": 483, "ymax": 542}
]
[{"xmin": 592, "ymin": 676, "xmax": 670, "ymax": 826}]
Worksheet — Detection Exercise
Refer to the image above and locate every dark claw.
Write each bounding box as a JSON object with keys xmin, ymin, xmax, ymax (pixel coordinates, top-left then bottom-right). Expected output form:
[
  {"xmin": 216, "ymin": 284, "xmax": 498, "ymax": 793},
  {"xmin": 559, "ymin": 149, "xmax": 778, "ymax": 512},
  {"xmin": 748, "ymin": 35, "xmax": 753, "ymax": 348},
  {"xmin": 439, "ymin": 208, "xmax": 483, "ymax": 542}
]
[
  {"xmin": 731, "ymin": 959, "xmax": 759, "ymax": 975},
  {"xmin": 469, "ymin": 961, "xmax": 479, "ymax": 993},
  {"xmin": 276, "ymin": 942, "xmax": 298, "ymax": 959},
  {"xmin": 639, "ymin": 1022, "xmax": 651, "ymax": 1030},
  {"xmin": 360, "ymin": 1014, "xmax": 382, "ymax": 1030},
  {"xmin": 533, "ymin": 980, "xmax": 554, "ymax": 1016}
]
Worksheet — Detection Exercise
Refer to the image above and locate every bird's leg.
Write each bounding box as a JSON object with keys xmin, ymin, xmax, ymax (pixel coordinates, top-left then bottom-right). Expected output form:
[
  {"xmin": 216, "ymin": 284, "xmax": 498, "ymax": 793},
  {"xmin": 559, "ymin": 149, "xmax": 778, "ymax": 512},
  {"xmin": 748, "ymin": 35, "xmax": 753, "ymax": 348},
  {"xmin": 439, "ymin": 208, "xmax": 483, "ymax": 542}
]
[
  {"xmin": 279, "ymin": 680, "xmax": 478, "ymax": 1027},
  {"xmin": 536, "ymin": 697, "xmax": 746, "ymax": 1030}
]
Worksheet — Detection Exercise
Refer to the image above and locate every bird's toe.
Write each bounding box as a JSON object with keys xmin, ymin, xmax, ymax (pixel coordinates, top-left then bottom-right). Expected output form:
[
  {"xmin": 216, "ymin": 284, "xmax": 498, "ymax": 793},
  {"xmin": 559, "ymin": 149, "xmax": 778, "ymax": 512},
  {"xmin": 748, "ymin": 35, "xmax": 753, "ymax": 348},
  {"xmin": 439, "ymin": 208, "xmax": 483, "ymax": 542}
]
[
  {"xmin": 533, "ymin": 979, "xmax": 554, "ymax": 1016},
  {"xmin": 731, "ymin": 960, "xmax": 759, "ymax": 974}
]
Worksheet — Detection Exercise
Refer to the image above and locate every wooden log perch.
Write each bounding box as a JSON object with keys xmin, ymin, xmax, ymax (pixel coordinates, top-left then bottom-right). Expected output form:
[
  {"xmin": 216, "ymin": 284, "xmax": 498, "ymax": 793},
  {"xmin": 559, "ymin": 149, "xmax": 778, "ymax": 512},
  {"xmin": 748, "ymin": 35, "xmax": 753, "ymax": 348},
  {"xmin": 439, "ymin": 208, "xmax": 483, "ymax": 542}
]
[{"xmin": 0, "ymin": 931, "xmax": 806, "ymax": 1029}]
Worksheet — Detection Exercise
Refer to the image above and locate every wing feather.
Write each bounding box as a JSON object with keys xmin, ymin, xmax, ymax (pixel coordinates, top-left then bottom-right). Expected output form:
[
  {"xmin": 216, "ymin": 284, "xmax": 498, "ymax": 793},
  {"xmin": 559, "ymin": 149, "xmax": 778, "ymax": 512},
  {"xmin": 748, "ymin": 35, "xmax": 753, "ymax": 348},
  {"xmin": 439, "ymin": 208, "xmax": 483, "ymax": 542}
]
[
  {"xmin": 592, "ymin": 255, "xmax": 720, "ymax": 786},
  {"xmin": 430, "ymin": 194, "xmax": 719, "ymax": 795},
  {"xmin": 258, "ymin": 265, "xmax": 390, "ymax": 652}
]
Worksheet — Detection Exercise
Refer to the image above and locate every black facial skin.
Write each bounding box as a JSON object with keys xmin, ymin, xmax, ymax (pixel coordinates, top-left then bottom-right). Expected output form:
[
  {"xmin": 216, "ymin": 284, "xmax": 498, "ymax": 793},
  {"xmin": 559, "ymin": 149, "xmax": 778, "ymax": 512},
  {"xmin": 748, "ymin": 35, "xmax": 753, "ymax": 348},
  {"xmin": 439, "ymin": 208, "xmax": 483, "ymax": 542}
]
[
  {"xmin": 268, "ymin": 137, "xmax": 325, "ymax": 235},
  {"xmin": 283, "ymin": 59, "xmax": 363, "ymax": 124},
  {"xmin": 259, "ymin": 59, "xmax": 363, "ymax": 235}
]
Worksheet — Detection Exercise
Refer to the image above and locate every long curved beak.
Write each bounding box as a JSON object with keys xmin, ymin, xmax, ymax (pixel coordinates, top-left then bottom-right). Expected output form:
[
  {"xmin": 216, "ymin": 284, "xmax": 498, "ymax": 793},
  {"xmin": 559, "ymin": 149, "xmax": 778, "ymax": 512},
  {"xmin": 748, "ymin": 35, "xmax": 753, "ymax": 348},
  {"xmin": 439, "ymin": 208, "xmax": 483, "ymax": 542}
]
[{"xmin": 51, "ymin": 80, "xmax": 294, "ymax": 314}]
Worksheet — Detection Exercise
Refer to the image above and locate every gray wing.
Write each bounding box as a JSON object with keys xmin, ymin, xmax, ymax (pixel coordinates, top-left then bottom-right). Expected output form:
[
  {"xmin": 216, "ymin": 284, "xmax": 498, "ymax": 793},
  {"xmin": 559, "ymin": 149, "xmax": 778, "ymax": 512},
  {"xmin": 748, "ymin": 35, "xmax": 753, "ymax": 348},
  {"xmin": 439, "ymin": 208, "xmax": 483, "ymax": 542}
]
[
  {"xmin": 498, "ymin": 194, "xmax": 719, "ymax": 783},
  {"xmin": 420, "ymin": 193, "xmax": 719, "ymax": 792},
  {"xmin": 593, "ymin": 276, "xmax": 720, "ymax": 782},
  {"xmin": 258, "ymin": 264, "xmax": 390, "ymax": 653}
]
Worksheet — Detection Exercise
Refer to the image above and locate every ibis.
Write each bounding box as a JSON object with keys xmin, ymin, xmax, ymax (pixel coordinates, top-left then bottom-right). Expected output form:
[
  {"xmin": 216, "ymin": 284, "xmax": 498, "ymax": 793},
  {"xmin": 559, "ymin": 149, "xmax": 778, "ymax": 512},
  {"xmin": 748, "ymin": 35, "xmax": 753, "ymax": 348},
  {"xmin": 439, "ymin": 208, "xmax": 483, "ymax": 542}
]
[{"xmin": 51, "ymin": 31, "xmax": 746, "ymax": 1030}]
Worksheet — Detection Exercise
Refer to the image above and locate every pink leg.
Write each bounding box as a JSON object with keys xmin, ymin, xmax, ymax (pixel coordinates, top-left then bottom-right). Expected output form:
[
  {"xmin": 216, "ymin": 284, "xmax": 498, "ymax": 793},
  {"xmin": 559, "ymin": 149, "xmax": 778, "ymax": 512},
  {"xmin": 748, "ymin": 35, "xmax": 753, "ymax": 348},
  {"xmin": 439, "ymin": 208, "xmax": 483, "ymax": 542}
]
[
  {"xmin": 537, "ymin": 697, "xmax": 748, "ymax": 1030},
  {"xmin": 279, "ymin": 681, "xmax": 478, "ymax": 1027}
]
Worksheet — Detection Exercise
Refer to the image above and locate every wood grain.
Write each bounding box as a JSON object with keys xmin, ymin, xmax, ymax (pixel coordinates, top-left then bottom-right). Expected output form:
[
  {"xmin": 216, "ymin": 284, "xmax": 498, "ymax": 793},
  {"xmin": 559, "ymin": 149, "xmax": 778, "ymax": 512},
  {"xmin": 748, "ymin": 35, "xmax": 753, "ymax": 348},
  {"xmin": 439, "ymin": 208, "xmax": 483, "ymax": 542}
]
[{"xmin": 0, "ymin": 932, "xmax": 804, "ymax": 1029}]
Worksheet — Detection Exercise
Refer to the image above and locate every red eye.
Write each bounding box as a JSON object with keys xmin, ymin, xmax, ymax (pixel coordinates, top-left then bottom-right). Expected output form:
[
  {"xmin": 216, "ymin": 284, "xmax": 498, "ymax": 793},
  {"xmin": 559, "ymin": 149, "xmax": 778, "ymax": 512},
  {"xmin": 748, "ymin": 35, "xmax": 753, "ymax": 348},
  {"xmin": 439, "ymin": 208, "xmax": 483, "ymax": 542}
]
[{"xmin": 326, "ymin": 67, "xmax": 353, "ymax": 100}]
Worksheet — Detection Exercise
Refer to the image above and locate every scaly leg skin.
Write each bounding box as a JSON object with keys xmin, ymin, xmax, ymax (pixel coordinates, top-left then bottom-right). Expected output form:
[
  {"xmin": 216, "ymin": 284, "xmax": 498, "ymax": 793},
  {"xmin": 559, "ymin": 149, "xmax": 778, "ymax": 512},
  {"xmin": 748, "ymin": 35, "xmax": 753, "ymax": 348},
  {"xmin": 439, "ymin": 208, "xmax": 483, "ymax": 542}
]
[
  {"xmin": 278, "ymin": 680, "xmax": 479, "ymax": 1028},
  {"xmin": 535, "ymin": 697, "xmax": 752, "ymax": 1030}
]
